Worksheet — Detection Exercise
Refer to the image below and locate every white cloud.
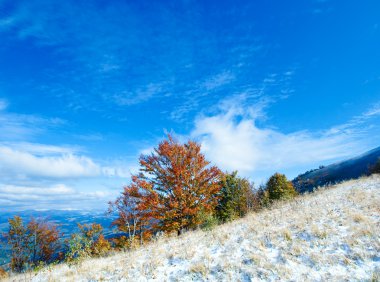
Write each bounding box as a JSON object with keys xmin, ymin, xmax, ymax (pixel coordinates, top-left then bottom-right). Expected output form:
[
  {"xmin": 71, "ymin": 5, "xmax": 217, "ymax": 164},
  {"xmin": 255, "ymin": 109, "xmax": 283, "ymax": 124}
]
[
  {"xmin": 0, "ymin": 183, "xmax": 112, "ymax": 210},
  {"xmin": 0, "ymin": 145, "xmax": 101, "ymax": 178},
  {"xmin": 0, "ymin": 184, "xmax": 74, "ymax": 197},
  {"xmin": 0, "ymin": 143, "xmax": 133, "ymax": 180},
  {"xmin": 2, "ymin": 142, "xmax": 80, "ymax": 155},
  {"xmin": 191, "ymin": 100, "xmax": 367, "ymax": 178}
]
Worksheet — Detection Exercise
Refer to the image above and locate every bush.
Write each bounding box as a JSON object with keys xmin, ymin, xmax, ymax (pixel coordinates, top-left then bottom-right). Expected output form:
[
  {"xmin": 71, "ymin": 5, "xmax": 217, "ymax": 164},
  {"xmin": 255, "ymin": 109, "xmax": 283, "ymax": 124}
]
[
  {"xmin": 111, "ymin": 235, "xmax": 140, "ymax": 251},
  {"xmin": 64, "ymin": 233, "xmax": 92, "ymax": 265},
  {"xmin": 65, "ymin": 223, "xmax": 111, "ymax": 264},
  {"xmin": 197, "ymin": 211, "xmax": 219, "ymax": 231},
  {"xmin": 265, "ymin": 173, "xmax": 297, "ymax": 201},
  {"xmin": 256, "ymin": 185, "xmax": 271, "ymax": 208}
]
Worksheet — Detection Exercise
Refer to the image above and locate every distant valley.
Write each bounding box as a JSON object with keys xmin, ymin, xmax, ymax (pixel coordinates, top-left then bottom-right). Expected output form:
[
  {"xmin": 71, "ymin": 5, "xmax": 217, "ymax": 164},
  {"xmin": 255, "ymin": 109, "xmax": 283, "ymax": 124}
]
[{"xmin": 0, "ymin": 210, "xmax": 116, "ymax": 268}]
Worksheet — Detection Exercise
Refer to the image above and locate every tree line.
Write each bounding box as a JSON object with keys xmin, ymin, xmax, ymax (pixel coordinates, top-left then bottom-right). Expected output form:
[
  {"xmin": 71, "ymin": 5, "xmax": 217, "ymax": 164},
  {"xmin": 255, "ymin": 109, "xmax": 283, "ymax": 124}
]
[{"xmin": 1, "ymin": 135, "xmax": 298, "ymax": 276}]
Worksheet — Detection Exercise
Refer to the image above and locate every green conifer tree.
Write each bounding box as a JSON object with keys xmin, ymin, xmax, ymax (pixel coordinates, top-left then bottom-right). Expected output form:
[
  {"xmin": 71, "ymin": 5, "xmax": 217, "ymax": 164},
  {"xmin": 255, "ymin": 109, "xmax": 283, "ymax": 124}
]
[{"xmin": 216, "ymin": 171, "xmax": 254, "ymax": 222}]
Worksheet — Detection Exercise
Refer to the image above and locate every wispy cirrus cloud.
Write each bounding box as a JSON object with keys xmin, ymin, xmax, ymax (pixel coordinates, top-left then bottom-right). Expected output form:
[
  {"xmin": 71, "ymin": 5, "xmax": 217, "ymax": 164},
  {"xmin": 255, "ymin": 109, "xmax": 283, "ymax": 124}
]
[
  {"xmin": 328, "ymin": 102, "xmax": 380, "ymax": 135},
  {"xmin": 0, "ymin": 111, "xmax": 64, "ymax": 141},
  {"xmin": 0, "ymin": 0, "xmax": 267, "ymax": 115},
  {"xmin": 169, "ymin": 70, "xmax": 294, "ymax": 122}
]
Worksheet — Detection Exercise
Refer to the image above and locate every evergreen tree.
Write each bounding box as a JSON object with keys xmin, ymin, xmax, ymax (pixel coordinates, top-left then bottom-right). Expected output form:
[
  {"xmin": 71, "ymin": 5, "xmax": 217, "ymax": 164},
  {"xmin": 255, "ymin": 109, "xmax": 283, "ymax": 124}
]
[{"xmin": 216, "ymin": 171, "xmax": 254, "ymax": 222}]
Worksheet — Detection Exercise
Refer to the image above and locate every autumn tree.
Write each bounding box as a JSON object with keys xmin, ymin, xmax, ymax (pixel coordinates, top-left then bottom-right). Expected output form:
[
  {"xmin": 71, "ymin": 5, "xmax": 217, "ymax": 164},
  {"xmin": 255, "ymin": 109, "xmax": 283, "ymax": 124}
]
[
  {"xmin": 110, "ymin": 135, "xmax": 222, "ymax": 237},
  {"xmin": 216, "ymin": 171, "xmax": 256, "ymax": 222},
  {"xmin": 27, "ymin": 219, "xmax": 62, "ymax": 266},
  {"xmin": 6, "ymin": 216, "xmax": 62, "ymax": 272},
  {"xmin": 265, "ymin": 173, "xmax": 297, "ymax": 201},
  {"xmin": 6, "ymin": 216, "xmax": 28, "ymax": 272}
]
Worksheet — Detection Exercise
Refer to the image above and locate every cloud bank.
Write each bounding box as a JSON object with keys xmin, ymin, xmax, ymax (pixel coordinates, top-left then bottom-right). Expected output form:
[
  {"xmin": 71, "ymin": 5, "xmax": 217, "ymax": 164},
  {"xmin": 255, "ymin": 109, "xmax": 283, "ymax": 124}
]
[{"xmin": 191, "ymin": 98, "xmax": 377, "ymax": 179}]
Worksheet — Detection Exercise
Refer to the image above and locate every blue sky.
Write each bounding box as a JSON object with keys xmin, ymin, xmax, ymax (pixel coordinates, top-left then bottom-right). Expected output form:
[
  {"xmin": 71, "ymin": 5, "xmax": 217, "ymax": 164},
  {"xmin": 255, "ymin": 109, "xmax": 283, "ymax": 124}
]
[{"xmin": 0, "ymin": 0, "xmax": 380, "ymax": 211}]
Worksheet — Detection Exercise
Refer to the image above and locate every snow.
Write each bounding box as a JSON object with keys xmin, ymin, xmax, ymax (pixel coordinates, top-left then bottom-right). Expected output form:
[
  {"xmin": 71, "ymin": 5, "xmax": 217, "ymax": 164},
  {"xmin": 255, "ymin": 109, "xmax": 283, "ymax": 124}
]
[{"xmin": 7, "ymin": 175, "xmax": 380, "ymax": 281}]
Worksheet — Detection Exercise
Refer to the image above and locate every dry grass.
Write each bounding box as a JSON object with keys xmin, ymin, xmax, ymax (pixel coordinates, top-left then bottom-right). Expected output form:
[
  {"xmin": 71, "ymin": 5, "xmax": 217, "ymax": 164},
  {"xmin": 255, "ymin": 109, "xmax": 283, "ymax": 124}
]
[{"xmin": 6, "ymin": 175, "xmax": 380, "ymax": 282}]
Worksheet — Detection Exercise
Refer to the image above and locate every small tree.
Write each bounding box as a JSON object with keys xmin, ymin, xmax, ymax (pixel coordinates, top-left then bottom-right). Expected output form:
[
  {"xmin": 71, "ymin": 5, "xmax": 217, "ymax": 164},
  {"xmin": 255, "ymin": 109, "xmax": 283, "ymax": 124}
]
[
  {"xmin": 27, "ymin": 219, "xmax": 62, "ymax": 266},
  {"xmin": 6, "ymin": 216, "xmax": 62, "ymax": 272},
  {"xmin": 109, "ymin": 185, "xmax": 149, "ymax": 249},
  {"xmin": 110, "ymin": 135, "xmax": 222, "ymax": 237},
  {"xmin": 216, "ymin": 171, "xmax": 255, "ymax": 222},
  {"xmin": 256, "ymin": 184, "xmax": 270, "ymax": 208},
  {"xmin": 266, "ymin": 173, "xmax": 297, "ymax": 201},
  {"xmin": 6, "ymin": 216, "xmax": 28, "ymax": 272}
]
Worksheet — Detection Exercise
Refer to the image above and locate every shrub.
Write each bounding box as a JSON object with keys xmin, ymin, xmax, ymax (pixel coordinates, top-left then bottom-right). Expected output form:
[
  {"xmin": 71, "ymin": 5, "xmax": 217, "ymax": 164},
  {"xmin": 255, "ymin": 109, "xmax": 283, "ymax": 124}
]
[
  {"xmin": 65, "ymin": 223, "xmax": 111, "ymax": 264},
  {"xmin": 78, "ymin": 223, "xmax": 111, "ymax": 256},
  {"xmin": 265, "ymin": 173, "xmax": 297, "ymax": 201},
  {"xmin": 196, "ymin": 210, "xmax": 219, "ymax": 231},
  {"xmin": 256, "ymin": 185, "xmax": 271, "ymax": 208},
  {"xmin": 111, "ymin": 235, "xmax": 140, "ymax": 251},
  {"xmin": 92, "ymin": 234, "xmax": 111, "ymax": 256},
  {"xmin": 65, "ymin": 233, "xmax": 92, "ymax": 265}
]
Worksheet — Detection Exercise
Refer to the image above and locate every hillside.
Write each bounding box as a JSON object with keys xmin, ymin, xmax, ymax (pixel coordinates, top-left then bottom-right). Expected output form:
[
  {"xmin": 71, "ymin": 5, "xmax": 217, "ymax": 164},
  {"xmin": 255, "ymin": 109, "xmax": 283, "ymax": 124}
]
[
  {"xmin": 7, "ymin": 175, "xmax": 380, "ymax": 281},
  {"xmin": 293, "ymin": 146, "xmax": 380, "ymax": 193}
]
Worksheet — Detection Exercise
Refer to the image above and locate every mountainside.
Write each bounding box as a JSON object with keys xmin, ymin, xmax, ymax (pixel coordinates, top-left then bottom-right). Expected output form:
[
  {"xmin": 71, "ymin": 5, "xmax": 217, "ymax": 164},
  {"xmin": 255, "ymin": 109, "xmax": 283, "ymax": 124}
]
[
  {"xmin": 8, "ymin": 175, "xmax": 380, "ymax": 281},
  {"xmin": 293, "ymin": 146, "xmax": 380, "ymax": 193}
]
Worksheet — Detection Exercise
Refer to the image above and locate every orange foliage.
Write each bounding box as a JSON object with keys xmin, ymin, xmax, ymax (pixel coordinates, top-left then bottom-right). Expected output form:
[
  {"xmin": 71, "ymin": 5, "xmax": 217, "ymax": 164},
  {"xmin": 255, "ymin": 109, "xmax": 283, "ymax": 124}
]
[
  {"xmin": 111, "ymin": 135, "xmax": 222, "ymax": 238},
  {"xmin": 28, "ymin": 219, "xmax": 62, "ymax": 264}
]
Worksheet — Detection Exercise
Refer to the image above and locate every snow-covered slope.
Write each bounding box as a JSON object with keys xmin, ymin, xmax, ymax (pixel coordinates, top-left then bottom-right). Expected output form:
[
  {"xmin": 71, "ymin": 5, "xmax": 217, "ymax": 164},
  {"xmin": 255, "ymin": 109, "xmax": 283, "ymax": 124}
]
[{"xmin": 9, "ymin": 176, "xmax": 380, "ymax": 281}]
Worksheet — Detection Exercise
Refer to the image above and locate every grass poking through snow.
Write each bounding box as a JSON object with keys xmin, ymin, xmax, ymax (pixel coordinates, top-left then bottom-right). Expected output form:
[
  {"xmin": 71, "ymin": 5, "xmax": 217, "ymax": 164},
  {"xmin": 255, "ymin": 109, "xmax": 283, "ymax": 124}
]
[{"xmin": 6, "ymin": 175, "xmax": 380, "ymax": 281}]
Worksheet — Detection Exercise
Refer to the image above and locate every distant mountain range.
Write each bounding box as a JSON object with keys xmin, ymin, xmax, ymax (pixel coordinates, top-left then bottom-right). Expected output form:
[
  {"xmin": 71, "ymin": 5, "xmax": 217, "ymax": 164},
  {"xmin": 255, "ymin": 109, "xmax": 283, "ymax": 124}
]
[{"xmin": 292, "ymin": 146, "xmax": 380, "ymax": 193}]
